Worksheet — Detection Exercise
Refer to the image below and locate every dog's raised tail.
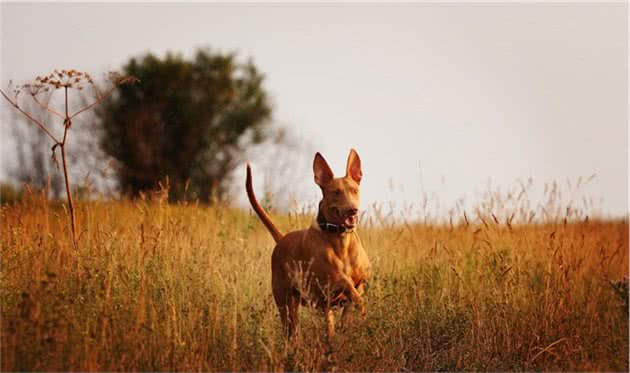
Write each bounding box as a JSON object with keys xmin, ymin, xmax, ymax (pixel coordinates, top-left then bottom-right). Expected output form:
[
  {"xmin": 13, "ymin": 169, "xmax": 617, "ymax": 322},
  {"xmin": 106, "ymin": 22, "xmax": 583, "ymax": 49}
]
[{"xmin": 246, "ymin": 163, "xmax": 283, "ymax": 243}]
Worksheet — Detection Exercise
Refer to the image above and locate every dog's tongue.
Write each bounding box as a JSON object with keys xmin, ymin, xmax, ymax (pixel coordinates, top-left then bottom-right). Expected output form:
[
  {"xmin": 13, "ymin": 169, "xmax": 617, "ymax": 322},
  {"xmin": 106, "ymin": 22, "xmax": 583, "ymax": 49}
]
[{"xmin": 344, "ymin": 215, "xmax": 357, "ymax": 227}]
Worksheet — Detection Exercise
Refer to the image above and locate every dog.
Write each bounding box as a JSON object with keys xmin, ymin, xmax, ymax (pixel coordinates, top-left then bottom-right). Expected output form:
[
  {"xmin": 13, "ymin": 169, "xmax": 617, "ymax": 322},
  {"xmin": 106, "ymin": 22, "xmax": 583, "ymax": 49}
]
[{"xmin": 246, "ymin": 149, "xmax": 371, "ymax": 338}]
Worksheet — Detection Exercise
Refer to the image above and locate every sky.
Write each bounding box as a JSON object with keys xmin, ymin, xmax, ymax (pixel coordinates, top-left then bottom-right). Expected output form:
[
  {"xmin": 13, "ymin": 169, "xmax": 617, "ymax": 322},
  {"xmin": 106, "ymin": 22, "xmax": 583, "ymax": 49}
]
[{"xmin": 1, "ymin": 2, "xmax": 627, "ymax": 218}]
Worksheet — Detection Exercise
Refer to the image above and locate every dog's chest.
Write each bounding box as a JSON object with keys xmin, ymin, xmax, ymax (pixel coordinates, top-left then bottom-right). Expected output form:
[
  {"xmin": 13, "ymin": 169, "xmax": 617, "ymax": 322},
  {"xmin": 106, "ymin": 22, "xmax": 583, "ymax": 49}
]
[{"xmin": 339, "ymin": 248, "xmax": 367, "ymax": 284}]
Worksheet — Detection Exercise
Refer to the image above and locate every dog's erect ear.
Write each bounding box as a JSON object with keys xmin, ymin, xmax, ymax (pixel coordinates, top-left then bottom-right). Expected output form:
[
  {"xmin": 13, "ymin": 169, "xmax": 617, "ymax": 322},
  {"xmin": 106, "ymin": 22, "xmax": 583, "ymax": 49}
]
[
  {"xmin": 345, "ymin": 148, "xmax": 362, "ymax": 184},
  {"xmin": 313, "ymin": 152, "xmax": 334, "ymax": 187}
]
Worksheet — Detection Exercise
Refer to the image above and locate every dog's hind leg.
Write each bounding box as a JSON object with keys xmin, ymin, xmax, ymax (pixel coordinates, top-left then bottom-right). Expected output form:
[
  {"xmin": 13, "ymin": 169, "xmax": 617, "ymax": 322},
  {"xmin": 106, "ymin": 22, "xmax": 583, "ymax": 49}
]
[{"xmin": 275, "ymin": 289, "xmax": 300, "ymax": 338}]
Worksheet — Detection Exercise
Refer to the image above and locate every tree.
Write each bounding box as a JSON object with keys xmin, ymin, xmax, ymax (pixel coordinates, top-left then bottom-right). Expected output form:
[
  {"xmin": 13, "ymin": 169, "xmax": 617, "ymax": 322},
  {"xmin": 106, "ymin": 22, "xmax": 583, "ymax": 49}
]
[{"xmin": 97, "ymin": 49, "xmax": 273, "ymax": 203}]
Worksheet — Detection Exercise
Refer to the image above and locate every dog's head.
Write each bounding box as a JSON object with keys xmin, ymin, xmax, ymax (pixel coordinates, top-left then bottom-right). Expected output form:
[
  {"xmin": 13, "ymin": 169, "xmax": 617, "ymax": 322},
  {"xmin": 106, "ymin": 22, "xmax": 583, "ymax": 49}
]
[{"xmin": 313, "ymin": 149, "xmax": 363, "ymax": 230}]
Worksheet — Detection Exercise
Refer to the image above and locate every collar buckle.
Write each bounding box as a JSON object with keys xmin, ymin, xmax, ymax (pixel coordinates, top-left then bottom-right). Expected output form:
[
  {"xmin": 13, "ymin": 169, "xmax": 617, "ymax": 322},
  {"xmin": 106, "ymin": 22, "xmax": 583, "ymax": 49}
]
[{"xmin": 318, "ymin": 221, "xmax": 349, "ymax": 234}]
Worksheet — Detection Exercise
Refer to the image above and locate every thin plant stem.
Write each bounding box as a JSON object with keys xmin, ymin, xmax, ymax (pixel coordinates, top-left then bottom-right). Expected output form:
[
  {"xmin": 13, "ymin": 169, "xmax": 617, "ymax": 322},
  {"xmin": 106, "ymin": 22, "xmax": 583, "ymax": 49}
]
[
  {"xmin": 0, "ymin": 88, "xmax": 60, "ymax": 143},
  {"xmin": 62, "ymin": 85, "xmax": 77, "ymax": 246},
  {"xmin": 70, "ymin": 86, "xmax": 116, "ymax": 119},
  {"xmin": 31, "ymin": 94, "xmax": 65, "ymax": 120}
]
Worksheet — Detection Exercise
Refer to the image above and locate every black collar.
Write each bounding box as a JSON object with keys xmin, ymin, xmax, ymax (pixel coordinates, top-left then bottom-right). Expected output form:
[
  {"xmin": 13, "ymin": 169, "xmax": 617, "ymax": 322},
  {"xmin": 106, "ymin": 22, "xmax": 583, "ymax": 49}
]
[{"xmin": 316, "ymin": 209, "xmax": 352, "ymax": 234}]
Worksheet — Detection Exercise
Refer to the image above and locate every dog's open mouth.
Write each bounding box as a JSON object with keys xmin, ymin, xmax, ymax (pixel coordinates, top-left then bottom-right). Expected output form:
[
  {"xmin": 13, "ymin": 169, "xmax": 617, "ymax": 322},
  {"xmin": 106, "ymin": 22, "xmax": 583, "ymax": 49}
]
[{"xmin": 343, "ymin": 214, "xmax": 358, "ymax": 229}]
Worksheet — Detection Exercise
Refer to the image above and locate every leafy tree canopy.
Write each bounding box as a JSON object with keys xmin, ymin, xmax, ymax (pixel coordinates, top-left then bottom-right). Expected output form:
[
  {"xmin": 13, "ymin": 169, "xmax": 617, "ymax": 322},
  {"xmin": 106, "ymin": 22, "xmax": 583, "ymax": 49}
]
[{"xmin": 98, "ymin": 48, "xmax": 272, "ymax": 202}]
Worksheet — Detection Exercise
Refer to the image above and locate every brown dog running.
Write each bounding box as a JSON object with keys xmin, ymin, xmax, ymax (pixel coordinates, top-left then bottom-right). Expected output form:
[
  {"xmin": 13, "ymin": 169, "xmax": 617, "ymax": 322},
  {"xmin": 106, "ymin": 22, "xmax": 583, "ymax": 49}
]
[{"xmin": 246, "ymin": 149, "xmax": 372, "ymax": 338}]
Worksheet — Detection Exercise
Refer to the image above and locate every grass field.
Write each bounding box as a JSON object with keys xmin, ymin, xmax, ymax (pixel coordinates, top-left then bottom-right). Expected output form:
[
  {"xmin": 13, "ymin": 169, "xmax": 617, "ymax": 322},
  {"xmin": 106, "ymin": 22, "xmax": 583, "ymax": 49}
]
[{"xmin": 1, "ymin": 188, "xmax": 628, "ymax": 371}]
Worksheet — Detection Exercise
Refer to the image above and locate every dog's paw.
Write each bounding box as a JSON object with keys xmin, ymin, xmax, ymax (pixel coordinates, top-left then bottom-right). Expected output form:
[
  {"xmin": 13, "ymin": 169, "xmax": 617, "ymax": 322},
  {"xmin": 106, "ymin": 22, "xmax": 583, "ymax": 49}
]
[{"xmin": 358, "ymin": 304, "xmax": 367, "ymax": 318}]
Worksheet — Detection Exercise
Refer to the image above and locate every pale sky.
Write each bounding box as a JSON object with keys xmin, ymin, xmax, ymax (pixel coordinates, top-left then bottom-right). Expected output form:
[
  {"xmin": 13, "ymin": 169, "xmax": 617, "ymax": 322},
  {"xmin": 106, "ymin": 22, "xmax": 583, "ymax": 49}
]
[{"xmin": 1, "ymin": 2, "xmax": 627, "ymax": 218}]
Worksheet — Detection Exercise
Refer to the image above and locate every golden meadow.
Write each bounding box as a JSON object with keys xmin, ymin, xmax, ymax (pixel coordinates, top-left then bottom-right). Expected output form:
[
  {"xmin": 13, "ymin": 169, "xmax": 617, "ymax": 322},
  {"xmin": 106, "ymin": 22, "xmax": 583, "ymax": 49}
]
[{"xmin": 1, "ymin": 181, "xmax": 628, "ymax": 371}]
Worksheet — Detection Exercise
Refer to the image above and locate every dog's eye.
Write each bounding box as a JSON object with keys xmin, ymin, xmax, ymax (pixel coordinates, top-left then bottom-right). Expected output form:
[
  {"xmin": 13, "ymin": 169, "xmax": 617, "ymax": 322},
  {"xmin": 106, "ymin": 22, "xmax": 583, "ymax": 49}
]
[
  {"xmin": 334, "ymin": 189, "xmax": 341, "ymax": 195},
  {"xmin": 352, "ymin": 188, "xmax": 358, "ymax": 194}
]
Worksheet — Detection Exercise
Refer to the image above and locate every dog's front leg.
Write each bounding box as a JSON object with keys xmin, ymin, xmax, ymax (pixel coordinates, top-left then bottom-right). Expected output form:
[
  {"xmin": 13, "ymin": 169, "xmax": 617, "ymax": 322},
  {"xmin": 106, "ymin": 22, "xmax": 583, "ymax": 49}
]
[
  {"xmin": 338, "ymin": 273, "xmax": 366, "ymax": 316},
  {"xmin": 326, "ymin": 308, "xmax": 336, "ymax": 338}
]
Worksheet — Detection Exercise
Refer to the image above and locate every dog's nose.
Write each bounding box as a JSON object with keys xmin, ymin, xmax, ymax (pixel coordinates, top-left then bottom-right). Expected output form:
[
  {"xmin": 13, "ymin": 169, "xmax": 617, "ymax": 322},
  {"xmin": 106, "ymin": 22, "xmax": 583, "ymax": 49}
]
[{"xmin": 346, "ymin": 208, "xmax": 358, "ymax": 217}]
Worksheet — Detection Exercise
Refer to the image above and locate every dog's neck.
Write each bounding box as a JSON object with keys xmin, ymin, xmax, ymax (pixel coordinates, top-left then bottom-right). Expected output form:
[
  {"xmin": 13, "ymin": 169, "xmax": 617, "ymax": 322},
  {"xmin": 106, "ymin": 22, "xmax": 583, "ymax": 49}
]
[{"xmin": 314, "ymin": 202, "xmax": 354, "ymax": 256}]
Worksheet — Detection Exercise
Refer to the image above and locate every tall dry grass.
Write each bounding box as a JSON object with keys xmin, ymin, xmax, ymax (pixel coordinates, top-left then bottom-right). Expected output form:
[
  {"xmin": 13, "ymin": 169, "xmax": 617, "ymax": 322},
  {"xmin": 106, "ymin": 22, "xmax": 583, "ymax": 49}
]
[{"xmin": 0, "ymin": 185, "xmax": 628, "ymax": 371}]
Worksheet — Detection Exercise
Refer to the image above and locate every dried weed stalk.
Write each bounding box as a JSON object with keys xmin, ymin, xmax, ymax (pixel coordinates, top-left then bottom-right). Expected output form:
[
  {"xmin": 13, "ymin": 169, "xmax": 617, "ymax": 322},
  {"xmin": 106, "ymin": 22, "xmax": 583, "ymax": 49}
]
[{"xmin": 1, "ymin": 70, "xmax": 138, "ymax": 246}]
